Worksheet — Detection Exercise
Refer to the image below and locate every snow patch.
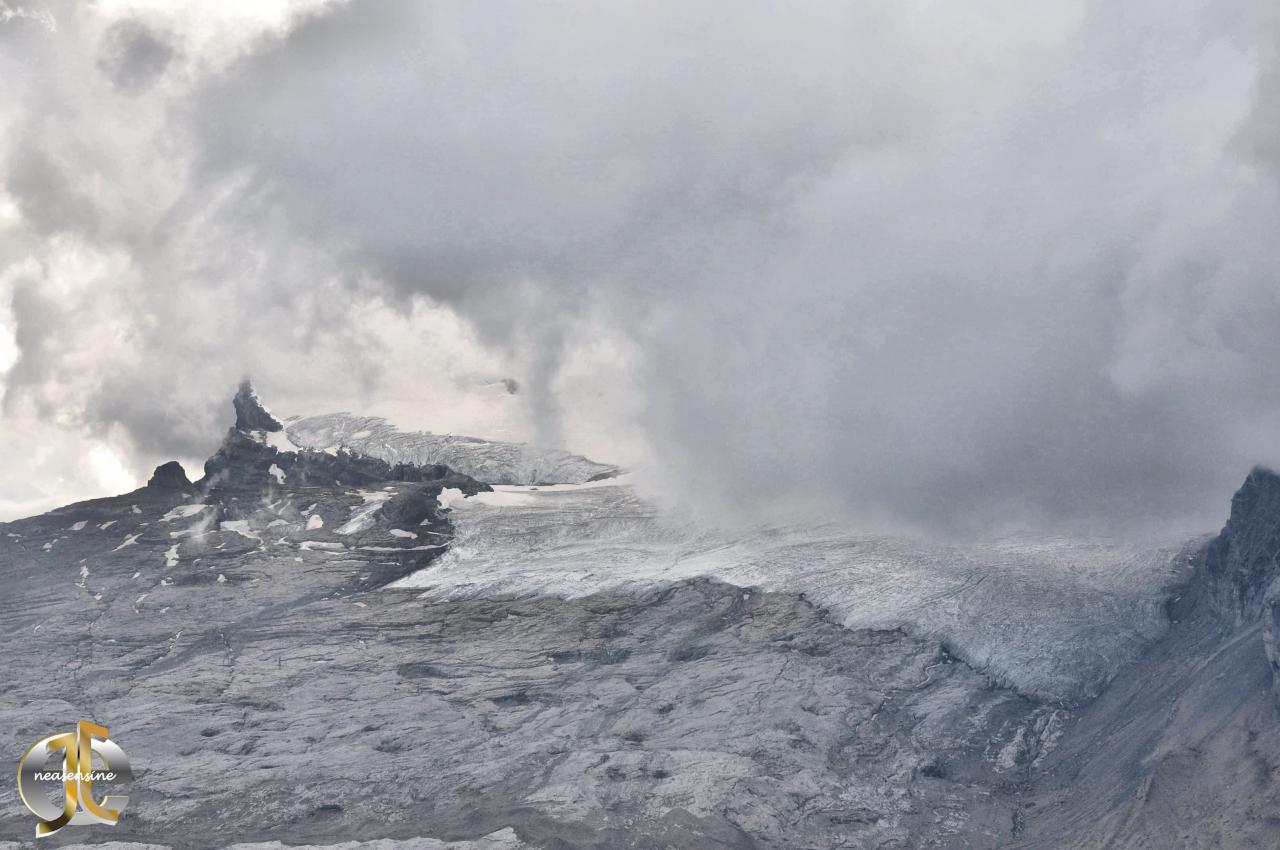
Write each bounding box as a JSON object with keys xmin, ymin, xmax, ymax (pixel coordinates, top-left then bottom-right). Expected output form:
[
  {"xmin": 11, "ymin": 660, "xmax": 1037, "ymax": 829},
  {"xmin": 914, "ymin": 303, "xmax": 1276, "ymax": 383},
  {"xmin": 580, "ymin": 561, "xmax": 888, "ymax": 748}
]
[
  {"xmin": 113, "ymin": 533, "xmax": 141, "ymax": 551},
  {"xmin": 165, "ymin": 545, "xmax": 180, "ymax": 567},
  {"xmin": 336, "ymin": 490, "xmax": 392, "ymax": 535},
  {"xmin": 286, "ymin": 413, "xmax": 618, "ymax": 485},
  {"xmin": 358, "ymin": 544, "xmax": 447, "ymax": 552},
  {"xmin": 161, "ymin": 503, "xmax": 209, "ymax": 522},
  {"xmin": 70, "ymin": 520, "xmax": 87, "ymax": 531},
  {"xmin": 389, "ymin": 529, "xmax": 417, "ymax": 539},
  {"xmin": 263, "ymin": 429, "xmax": 298, "ymax": 454},
  {"xmin": 306, "ymin": 514, "xmax": 324, "ymax": 530},
  {"xmin": 437, "ymin": 487, "xmax": 465, "ymax": 510},
  {"xmin": 219, "ymin": 521, "xmax": 261, "ymax": 543},
  {"xmin": 268, "ymin": 463, "xmax": 286, "ymax": 485}
]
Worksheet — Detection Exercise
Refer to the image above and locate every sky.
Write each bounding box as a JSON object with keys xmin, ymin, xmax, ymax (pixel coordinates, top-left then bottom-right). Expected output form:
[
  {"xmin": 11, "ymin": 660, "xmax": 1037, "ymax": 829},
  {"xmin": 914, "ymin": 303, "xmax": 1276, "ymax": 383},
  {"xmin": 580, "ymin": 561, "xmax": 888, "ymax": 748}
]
[{"xmin": 1, "ymin": 0, "xmax": 1278, "ymax": 536}]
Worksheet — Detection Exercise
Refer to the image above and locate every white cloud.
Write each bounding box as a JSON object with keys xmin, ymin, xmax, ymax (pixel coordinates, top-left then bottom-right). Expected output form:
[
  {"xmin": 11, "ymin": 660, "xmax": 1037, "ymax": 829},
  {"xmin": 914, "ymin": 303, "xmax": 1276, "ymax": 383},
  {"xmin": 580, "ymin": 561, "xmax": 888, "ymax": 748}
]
[{"xmin": 2, "ymin": 0, "xmax": 1279, "ymax": 533}]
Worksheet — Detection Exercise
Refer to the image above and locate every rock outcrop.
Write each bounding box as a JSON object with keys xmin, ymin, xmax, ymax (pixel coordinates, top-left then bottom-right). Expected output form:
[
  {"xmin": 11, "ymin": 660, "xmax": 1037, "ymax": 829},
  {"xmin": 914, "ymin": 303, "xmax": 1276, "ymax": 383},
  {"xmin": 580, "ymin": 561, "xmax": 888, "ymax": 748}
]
[
  {"xmin": 1201, "ymin": 465, "xmax": 1280, "ymax": 703},
  {"xmin": 1203, "ymin": 465, "xmax": 1280, "ymax": 624},
  {"xmin": 205, "ymin": 382, "xmax": 492, "ymax": 499},
  {"xmin": 1015, "ymin": 468, "xmax": 1280, "ymax": 847},
  {"xmin": 200, "ymin": 429, "xmax": 490, "ymax": 496},
  {"xmin": 232, "ymin": 379, "xmax": 284, "ymax": 433},
  {"xmin": 147, "ymin": 460, "xmax": 191, "ymax": 489}
]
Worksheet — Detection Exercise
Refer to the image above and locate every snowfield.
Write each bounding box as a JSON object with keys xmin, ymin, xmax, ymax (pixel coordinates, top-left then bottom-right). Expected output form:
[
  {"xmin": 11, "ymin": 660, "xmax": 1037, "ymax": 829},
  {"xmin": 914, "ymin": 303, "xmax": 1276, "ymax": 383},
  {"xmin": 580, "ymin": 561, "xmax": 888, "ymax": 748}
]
[
  {"xmin": 393, "ymin": 478, "xmax": 1199, "ymax": 704},
  {"xmin": 285, "ymin": 412, "xmax": 620, "ymax": 485}
]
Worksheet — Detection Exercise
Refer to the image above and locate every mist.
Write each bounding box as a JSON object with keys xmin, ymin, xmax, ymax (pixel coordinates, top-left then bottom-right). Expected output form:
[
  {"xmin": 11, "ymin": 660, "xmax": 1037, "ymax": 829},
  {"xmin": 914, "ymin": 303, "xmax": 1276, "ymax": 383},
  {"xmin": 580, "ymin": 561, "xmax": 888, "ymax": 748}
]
[{"xmin": 2, "ymin": 0, "xmax": 1279, "ymax": 534}]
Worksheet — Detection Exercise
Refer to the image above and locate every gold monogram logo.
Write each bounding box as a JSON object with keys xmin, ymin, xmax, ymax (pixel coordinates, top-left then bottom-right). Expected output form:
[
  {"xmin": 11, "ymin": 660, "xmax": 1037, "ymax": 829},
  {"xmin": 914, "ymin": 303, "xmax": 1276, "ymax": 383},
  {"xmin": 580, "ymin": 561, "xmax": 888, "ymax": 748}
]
[{"xmin": 16, "ymin": 720, "xmax": 132, "ymax": 838}]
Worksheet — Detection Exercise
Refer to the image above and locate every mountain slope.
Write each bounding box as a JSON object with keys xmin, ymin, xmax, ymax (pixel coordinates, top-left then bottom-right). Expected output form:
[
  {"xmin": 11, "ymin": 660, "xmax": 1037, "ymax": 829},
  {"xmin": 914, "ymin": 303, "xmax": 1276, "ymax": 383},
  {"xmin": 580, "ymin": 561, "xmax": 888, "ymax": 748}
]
[
  {"xmin": 3, "ymin": 387, "xmax": 1280, "ymax": 848},
  {"xmin": 1009, "ymin": 467, "xmax": 1280, "ymax": 848},
  {"xmin": 0, "ymin": 388, "xmax": 1059, "ymax": 848}
]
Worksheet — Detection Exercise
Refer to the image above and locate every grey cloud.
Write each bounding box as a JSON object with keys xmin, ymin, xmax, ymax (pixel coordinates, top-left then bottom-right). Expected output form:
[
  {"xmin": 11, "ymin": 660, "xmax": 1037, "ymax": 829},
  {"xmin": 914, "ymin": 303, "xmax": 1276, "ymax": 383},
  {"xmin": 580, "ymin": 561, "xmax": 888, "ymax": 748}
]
[
  {"xmin": 191, "ymin": 2, "xmax": 922, "ymax": 301},
  {"xmin": 96, "ymin": 19, "xmax": 175, "ymax": 94},
  {"xmin": 1234, "ymin": 3, "xmax": 1280, "ymax": 179},
  {"xmin": 4, "ymin": 0, "xmax": 1280, "ymax": 534},
  {"xmin": 6, "ymin": 143, "xmax": 101, "ymax": 236}
]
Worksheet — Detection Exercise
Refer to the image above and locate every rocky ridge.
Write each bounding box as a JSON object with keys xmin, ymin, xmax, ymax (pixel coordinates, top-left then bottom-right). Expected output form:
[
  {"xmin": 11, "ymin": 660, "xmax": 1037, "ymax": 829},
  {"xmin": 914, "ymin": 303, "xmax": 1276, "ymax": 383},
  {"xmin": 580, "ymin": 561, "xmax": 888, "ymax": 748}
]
[{"xmin": 1010, "ymin": 465, "xmax": 1280, "ymax": 848}]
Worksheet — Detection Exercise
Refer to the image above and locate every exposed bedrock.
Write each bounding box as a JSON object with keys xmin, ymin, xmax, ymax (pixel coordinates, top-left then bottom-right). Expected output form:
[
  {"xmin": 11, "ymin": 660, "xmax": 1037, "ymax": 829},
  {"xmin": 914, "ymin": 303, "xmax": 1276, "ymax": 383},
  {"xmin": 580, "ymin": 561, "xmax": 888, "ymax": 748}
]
[
  {"xmin": 1015, "ymin": 467, "xmax": 1280, "ymax": 848},
  {"xmin": 147, "ymin": 460, "xmax": 193, "ymax": 490},
  {"xmin": 201, "ymin": 381, "xmax": 492, "ymax": 505},
  {"xmin": 232, "ymin": 378, "xmax": 284, "ymax": 433},
  {"xmin": 200, "ymin": 428, "xmax": 489, "ymax": 497},
  {"xmin": 1203, "ymin": 465, "xmax": 1280, "ymax": 626},
  {"xmin": 1200, "ymin": 465, "xmax": 1280, "ymax": 704}
]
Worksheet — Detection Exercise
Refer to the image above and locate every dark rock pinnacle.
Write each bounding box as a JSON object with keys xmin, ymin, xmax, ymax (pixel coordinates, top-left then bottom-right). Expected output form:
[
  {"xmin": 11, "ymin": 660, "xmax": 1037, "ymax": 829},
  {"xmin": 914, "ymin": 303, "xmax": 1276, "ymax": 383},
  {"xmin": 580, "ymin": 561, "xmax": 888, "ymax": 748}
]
[
  {"xmin": 233, "ymin": 379, "xmax": 284, "ymax": 433},
  {"xmin": 1204, "ymin": 465, "xmax": 1280, "ymax": 623},
  {"xmin": 147, "ymin": 460, "xmax": 191, "ymax": 489}
]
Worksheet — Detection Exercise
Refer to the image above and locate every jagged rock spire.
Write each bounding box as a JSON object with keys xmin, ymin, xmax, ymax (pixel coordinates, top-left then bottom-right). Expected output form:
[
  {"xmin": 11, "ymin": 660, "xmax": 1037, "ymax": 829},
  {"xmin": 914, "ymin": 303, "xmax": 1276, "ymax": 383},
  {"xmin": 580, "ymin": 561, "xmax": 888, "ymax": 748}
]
[{"xmin": 233, "ymin": 379, "xmax": 284, "ymax": 433}]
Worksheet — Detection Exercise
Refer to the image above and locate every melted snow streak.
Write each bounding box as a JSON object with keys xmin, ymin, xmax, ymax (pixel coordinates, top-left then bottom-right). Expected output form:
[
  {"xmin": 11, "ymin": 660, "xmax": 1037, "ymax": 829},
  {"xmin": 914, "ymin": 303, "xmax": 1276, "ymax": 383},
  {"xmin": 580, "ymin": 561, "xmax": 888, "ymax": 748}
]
[
  {"xmin": 393, "ymin": 481, "xmax": 1194, "ymax": 704},
  {"xmin": 286, "ymin": 413, "xmax": 619, "ymax": 485}
]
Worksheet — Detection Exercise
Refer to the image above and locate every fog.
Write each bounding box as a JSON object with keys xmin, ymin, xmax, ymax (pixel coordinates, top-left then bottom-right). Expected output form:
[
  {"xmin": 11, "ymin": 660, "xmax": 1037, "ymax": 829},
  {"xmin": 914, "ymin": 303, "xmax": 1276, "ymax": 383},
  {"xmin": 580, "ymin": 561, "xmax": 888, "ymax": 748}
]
[{"xmin": 2, "ymin": 0, "xmax": 1278, "ymax": 534}]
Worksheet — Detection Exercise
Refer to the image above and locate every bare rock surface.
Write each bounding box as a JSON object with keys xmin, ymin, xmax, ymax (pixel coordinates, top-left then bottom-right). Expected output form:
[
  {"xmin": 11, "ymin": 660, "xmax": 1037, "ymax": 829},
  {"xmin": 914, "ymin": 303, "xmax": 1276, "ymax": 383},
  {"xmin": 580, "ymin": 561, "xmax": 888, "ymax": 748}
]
[
  {"xmin": 0, "ymin": 498, "xmax": 1056, "ymax": 848},
  {"xmin": 233, "ymin": 381, "xmax": 285, "ymax": 434},
  {"xmin": 147, "ymin": 461, "xmax": 193, "ymax": 490}
]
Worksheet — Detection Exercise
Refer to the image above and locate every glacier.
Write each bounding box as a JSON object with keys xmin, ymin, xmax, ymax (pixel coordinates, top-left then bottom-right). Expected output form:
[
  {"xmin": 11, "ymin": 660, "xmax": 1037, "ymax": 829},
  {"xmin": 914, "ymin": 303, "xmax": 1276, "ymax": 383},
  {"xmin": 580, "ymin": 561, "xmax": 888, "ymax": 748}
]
[
  {"xmin": 393, "ymin": 477, "xmax": 1198, "ymax": 705},
  {"xmin": 285, "ymin": 413, "xmax": 620, "ymax": 485}
]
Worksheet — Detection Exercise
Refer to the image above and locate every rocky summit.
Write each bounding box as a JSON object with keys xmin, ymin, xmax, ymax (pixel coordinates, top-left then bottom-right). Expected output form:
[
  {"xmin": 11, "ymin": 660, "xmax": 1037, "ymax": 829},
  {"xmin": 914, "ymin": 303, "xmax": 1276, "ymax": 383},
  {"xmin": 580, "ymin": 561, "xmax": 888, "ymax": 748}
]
[
  {"xmin": 233, "ymin": 380, "xmax": 286, "ymax": 433},
  {"xmin": 1, "ymin": 388, "xmax": 1279, "ymax": 849}
]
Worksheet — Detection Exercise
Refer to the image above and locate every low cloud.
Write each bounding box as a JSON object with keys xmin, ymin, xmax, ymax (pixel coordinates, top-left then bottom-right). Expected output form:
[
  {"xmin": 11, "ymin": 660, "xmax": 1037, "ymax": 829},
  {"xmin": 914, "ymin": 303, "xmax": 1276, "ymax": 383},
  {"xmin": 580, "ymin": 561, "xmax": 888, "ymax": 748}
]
[{"xmin": 2, "ymin": 0, "xmax": 1278, "ymax": 534}]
